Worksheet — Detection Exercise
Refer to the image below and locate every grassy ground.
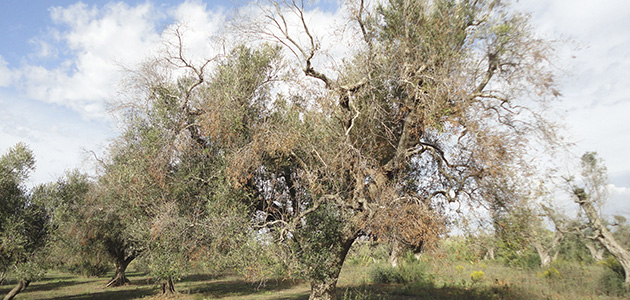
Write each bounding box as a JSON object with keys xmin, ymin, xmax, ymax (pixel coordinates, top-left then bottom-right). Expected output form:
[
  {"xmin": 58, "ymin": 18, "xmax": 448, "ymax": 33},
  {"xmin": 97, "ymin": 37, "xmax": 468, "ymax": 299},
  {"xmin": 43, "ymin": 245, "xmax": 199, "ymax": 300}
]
[{"xmin": 1, "ymin": 258, "xmax": 627, "ymax": 300}]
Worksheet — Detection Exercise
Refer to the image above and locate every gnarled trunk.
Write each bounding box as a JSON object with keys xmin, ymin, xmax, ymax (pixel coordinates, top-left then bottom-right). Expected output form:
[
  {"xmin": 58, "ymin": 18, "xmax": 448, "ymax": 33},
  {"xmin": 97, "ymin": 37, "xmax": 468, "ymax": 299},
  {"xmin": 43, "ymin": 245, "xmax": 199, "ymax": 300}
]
[
  {"xmin": 3, "ymin": 279, "xmax": 30, "ymax": 300},
  {"xmin": 310, "ymin": 278, "xmax": 337, "ymax": 300},
  {"xmin": 161, "ymin": 277, "xmax": 176, "ymax": 295},
  {"xmin": 584, "ymin": 239, "xmax": 605, "ymax": 261},
  {"xmin": 533, "ymin": 242, "xmax": 553, "ymax": 268},
  {"xmin": 106, "ymin": 255, "xmax": 134, "ymax": 287},
  {"xmin": 575, "ymin": 188, "xmax": 630, "ymax": 286},
  {"xmin": 308, "ymin": 236, "xmax": 356, "ymax": 300}
]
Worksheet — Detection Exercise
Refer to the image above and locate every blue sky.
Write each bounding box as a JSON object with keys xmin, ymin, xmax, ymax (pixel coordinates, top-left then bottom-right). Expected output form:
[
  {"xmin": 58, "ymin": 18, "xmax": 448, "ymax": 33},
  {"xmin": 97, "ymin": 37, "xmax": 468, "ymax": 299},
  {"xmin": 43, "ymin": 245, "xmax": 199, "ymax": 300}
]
[{"xmin": 0, "ymin": 0, "xmax": 629, "ymax": 217}]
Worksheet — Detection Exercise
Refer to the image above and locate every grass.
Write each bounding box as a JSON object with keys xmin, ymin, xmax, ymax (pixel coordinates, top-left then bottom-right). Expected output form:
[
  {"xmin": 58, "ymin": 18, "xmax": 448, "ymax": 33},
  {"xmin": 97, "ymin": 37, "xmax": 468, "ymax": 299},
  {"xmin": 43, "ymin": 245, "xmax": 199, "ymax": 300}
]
[{"xmin": 1, "ymin": 256, "xmax": 628, "ymax": 300}]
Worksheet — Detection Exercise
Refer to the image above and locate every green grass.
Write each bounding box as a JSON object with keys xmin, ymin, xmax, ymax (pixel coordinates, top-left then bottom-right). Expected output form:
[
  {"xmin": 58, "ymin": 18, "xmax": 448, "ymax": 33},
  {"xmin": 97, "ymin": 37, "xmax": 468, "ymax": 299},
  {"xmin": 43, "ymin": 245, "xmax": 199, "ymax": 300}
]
[{"xmin": 1, "ymin": 258, "xmax": 627, "ymax": 300}]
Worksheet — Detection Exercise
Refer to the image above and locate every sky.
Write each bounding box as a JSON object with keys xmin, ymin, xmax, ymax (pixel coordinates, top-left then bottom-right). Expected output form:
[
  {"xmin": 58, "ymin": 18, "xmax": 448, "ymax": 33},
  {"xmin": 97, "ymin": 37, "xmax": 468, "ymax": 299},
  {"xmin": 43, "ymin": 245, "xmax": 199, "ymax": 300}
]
[{"xmin": 0, "ymin": 0, "xmax": 628, "ymax": 218}]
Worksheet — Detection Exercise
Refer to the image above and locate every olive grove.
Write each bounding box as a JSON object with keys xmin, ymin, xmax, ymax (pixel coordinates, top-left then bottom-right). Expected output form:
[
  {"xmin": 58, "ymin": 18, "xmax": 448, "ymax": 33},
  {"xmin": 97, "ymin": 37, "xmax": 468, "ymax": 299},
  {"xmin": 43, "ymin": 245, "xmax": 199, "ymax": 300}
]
[{"xmin": 1, "ymin": 1, "xmax": 569, "ymax": 299}]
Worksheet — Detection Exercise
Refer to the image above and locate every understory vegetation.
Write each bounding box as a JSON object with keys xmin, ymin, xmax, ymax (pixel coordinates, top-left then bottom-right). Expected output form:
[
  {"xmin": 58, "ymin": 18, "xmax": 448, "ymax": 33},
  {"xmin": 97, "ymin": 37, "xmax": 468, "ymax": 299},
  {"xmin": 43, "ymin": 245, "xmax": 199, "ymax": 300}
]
[{"xmin": 1, "ymin": 240, "xmax": 628, "ymax": 300}]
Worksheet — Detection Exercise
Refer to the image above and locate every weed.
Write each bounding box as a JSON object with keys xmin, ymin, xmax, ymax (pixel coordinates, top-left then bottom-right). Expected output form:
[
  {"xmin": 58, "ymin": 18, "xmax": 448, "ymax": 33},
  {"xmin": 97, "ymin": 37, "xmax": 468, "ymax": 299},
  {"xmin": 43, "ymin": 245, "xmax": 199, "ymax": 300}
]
[
  {"xmin": 470, "ymin": 270, "xmax": 485, "ymax": 284},
  {"xmin": 537, "ymin": 267, "xmax": 560, "ymax": 279}
]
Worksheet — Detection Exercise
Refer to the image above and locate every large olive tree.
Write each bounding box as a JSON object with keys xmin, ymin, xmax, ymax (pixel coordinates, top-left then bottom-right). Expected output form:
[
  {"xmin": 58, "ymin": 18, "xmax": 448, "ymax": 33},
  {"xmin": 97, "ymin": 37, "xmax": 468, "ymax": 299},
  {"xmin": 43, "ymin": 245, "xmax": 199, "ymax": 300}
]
[
  {"xmin": 216, "ymin": 0, "xmax": 562, "ymax": 298},
  {"xmin": 109, "ymin": 1, "xmax": 562, "ymax": 298}
]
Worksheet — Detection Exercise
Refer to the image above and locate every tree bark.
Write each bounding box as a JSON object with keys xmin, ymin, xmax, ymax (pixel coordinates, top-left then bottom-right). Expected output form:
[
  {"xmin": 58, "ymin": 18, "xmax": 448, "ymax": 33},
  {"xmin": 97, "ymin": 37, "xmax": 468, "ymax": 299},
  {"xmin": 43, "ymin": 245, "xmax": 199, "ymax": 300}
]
[
  {"xmin": 584, "ymin": 238, "xmax": 605, "ymax": 261},
  {"xmin": 308, "ymin": 236, "xmax": 356, "ymax": 300},
  {"xmin": 106, "ymin": 255, "xmax": 134, "ymax": 287},
  {"xmin": 575, "ymin": 188, "xmax": 630, "ymax": 286},
  {"xmin": 484, "ymin": 247, "xmax": 495, "ymax": 260},
  {"xmin": 161, "ymin": 277, "xmax": 176, "ymax": 295},
  {"xmin": 532, "ymin": 242, "xmax": 552, "ymax": 268},
  {"xmin": 389, "ymin": 240, "xmax": 401, "ymax": 268},
  {"xmin": 3, "ymin": 279, "xmax": 30, "ymax": 300}
]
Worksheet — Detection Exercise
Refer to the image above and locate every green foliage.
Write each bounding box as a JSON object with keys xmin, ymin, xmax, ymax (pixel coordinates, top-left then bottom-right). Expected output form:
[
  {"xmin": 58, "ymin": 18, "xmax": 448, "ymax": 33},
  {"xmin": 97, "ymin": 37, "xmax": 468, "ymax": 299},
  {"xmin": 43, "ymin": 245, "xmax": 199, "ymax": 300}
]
[
  {"xmin": 599, "ymin": 256, "xmax": 625, "ymax": 280},
  {"xmin": 440, "ymin": 237, "xmax": 482, "ymax": 262},
  {"xmin": 370, "ymin": 257, "xmax": 434, "ymax": 288},
  {"xmin": 599, "ymin": 268, "xmax": 626, "ymax": 296},
  {"xmin": 470, "ymin": 270, "xmax": 485, "ymax": 283},
  {"xmin": 597, "ymin": 257, "xmax": 627, "ymax": 296},
  {"xmin": 65, "ymin": 260, "xmax": 111, "ymax": 277},
  {"xmin": 537, "ymin": 266, "xmax": 560, "ymax": 279},
  {"xmin": 496, "ymin": 246, "xmax": 540, "ymax": 270},
  {"xmin": 557, "ymin": 229, "xmax": 596, "ymax": 263},
  {"xmin": 346, "ymin": 241, "xmax": 389, "ymax": 266},
  {"xmin": 0, "ymin": 143, "xmax": 49, "ymax": 282},
  {"xmin": 292, "ymin": 203, "xmax": 348, "ymax": 281},
  {"xmin": 370, "ymin": 264, "xmax": 404, "ymax": 284}
]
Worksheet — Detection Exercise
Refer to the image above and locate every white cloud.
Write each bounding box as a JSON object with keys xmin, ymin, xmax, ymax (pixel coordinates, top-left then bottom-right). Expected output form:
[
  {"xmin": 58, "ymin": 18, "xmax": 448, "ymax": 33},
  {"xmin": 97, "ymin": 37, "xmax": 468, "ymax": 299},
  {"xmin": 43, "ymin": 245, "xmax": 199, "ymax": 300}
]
[
  {"xmin": 13, "ymin": 2, "xmax": 164, "ymax": 120},
  {"xmin": 158, "ymin": 0, "xmax": 227, "ymax": 66},
  {"xmin": 0, "ymin": 1, "xmax": 234, "ymax": 183},
  {"xmin": 514, "ymin": 0, "xmax": 630, "ymax": 179},
  {"xmin": 604, "ymin": 183, "xmax": 630, "ymax": 218},
  {"xmin": 0, "ymin": 56, "xmax": 14, "ymax": 87},
  {"xmin": 0, "ymin": 91, "xmax": 114, "ymax": 185}
]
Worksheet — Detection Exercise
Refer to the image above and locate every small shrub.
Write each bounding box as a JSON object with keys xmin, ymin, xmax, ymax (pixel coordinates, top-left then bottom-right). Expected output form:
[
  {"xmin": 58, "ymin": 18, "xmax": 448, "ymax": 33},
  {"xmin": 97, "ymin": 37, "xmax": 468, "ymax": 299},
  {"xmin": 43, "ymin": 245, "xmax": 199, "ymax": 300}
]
[
  {"xmin": 370, "ymin": 264, "xmax": 403, "ymax": 284},
  {"xmin": 599, "ymin": 268, "xmax": 625, "ymax": 296},
  {"xmin": 598, "ymin": 256, "xmax": 626, "ymax": 296},
  {"xmin": 369, "ymin": 259, "xmax": 434, "ymax": 288},
  {"xmin": 499, "ymin": 250, "xmax": 540, "ymax": 270},
  {"xmin": 599, "ymin": 256, "xmax": 625, "ymax": 278},
  {"xmin": 537, "ymin": 266, "xmax": 560, "ymax": 279},
  {"xmin": 470, "ymin": 270, "xmax": 485, "ymax": 283}
]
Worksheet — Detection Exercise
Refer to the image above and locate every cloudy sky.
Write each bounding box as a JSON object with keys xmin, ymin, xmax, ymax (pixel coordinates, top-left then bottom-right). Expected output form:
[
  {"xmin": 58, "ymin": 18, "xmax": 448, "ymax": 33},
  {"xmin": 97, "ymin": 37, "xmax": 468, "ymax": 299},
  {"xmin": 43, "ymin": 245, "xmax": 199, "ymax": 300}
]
[{"xmin": 0, "ymin": 0, "xmax": 628, "ymax": 217}]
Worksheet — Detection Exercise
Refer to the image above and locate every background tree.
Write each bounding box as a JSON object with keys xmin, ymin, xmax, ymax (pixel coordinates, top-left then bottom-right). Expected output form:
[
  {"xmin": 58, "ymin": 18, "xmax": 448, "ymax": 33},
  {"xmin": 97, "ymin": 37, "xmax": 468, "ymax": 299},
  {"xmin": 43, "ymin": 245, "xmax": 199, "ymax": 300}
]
[
  {"xmin": 44, "ymin": 171, "xmax": 113, "ymax": 278},
  {"xmin": 0, "ymin": 144, "xmax": 49, "ymax": 300},
  {"xmin": 570, "ymin": 151, "xmax": 630, "ymax": 287}
]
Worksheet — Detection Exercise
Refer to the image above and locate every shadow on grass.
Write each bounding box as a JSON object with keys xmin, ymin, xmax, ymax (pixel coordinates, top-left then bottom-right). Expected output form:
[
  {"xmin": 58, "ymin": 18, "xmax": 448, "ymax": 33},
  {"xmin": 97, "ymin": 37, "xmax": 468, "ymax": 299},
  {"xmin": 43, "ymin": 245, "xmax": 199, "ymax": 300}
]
[
  {"xmin": 186, "ymin": 278, "xmax": 305, "ymax": 298},
  {"xmin": 18, "ymin": 280, "xmax": 82, "ymax": 293},
  {"xmin": 45, "ymin": 287, "xmax": 156, "ymax": 300}
]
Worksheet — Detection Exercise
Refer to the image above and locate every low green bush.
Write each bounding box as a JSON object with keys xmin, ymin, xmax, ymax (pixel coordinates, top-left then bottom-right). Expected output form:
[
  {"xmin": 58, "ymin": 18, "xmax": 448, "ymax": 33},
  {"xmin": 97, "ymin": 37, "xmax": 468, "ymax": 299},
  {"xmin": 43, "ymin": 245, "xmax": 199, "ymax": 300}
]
[
  {"xmin": 598, "ymin": 256, "xmax": 627, "ymax": 296},
  {"xmin": 369, "ymin": 256, "xmax": 434, "ymax": 288}
]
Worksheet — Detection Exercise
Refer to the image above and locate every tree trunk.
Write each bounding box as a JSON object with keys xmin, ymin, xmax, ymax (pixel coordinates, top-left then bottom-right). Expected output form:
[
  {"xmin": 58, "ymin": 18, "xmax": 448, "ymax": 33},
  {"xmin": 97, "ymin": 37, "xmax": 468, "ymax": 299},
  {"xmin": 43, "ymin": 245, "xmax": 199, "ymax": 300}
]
[
  {"xmin": 106, "ymin": 256, "xmax": 134, "ymax": 287},
  {"xmin": 484, "ymin": 247, "xmax": 495, "ymax": 260},
  {"xmin": 575, "ymin": 188, "xmax": 630, "ymax": 286},
  {"xmin": 3, "ymin": 279, "xmax": 30, "ymax": 300},
  {"xmin": 584, "ymin": 239, "xmax": 605, "ymax": 261},
  {"xmin": 533, "ymin": 242, "xmax": 552, "ymax": 268},
  {"xmin": 389, "ymin": 240, "xmax": 401, "ymax": 268},
  {"xmin": 161, "ymin": 277, "xmax": 176, "ymax": 294},
  {"xmin": 308, "ymin": 236, "xmax": 356, "ymax": 300}
]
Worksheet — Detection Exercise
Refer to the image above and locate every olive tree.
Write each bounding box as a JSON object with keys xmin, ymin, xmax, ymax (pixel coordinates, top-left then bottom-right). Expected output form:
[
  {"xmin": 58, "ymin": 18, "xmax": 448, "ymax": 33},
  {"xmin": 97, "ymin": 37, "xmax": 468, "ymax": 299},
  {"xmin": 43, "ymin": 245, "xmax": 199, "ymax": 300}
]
[
  {"xmin": 570, "ymin": 152, "xmax": 630, "ymax": 287},
  {"xmin": 218, "ymin": 0, "xmax": 563, "ymax": 298},
  {"xmin": 108, "ymin": 1, "xmax": 562, "ymax": 298},
  {"xmin": 0, "ymin": 144, "xmax": 49, "ymax": 300}
]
